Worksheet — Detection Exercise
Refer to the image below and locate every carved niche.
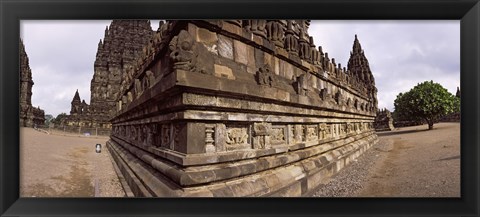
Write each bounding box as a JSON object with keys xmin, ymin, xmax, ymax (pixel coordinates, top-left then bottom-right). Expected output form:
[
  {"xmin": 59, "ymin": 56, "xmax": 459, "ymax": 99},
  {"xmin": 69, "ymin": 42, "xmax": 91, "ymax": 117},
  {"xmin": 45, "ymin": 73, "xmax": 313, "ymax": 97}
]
[
  {"xmin": 335, "ymin": 91, "xmax": 344, "ymax": 106},
  {"xmin": 295, "ymin": 73, "xmax": 309, "ymax": 95},
  {"xmin": 169, "ymin": 30, "xmax": 198, "ymax": 72},
  {"xmin": 256, "ymin": 64, "xmax": 277, "ymax": 87}
]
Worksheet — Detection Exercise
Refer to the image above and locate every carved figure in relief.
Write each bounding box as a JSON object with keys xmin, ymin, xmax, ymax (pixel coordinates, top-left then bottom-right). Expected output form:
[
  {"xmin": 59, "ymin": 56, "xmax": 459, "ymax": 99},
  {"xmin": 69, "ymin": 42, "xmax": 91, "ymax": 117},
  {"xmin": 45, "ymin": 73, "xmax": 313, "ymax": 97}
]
[
  {"xmin": 135, "ymin": 79, "xmax": 142, "ymax": 98},
  {"xmin": 347, "ymin": 123, "xmax": 354, "ymax": 134},
  {"xmin": 127, "ymin": 91, "xmax": 133, "ymax": 103},
  {"xmin": 335, "ymin": 91, "xmax": 344, "ymax": 106},
  {"xmin": 161, "ymin": 124, "xmax": 171, "ymax": 148},
  {"xmin": 307, "ymin": 126, "xmax": 318, "ymax": 141},
  {"xmin": 256, "ymin": 64, "xmax": 276, "ymax": 87},
  {"xmin": 145, "ymin": 70, "xmax": 155, "ymax": 88},
  {"xmin": 295, "ymin": 74, "xmax": 309, "ymax": 95},
  {"xmin": 169, "ymin": 30, "xmax": 197, "ymax": 71},
  {"xmin": 319, "ymin": 123, "xmax": 328, "ymax": 140},
  {"xmin": 226, "ymin": 128, "xmax": 249, "ymax": 145},
  {"xmin": 270, "ymin": 128, "xmax": 285, "ymax": 143}
]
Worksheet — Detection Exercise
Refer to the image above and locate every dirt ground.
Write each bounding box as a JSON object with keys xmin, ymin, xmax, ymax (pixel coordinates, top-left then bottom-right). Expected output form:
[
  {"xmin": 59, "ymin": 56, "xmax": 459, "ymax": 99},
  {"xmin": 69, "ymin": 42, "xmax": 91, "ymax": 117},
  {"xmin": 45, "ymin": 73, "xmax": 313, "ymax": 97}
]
[
  {"xmin": 20, "ymin": 122, "xmax": 460, "ymax": 197},
  {"xmin": 358, "ymin": 122, "xmax": 460, "ymax": 197},
  {"xmin": 312, "ymin": 122, "xmax": 460, "ymax": 197},
  {"xmin": 20, "ymin": 127, "xmax": 125, "ymax": 197}
]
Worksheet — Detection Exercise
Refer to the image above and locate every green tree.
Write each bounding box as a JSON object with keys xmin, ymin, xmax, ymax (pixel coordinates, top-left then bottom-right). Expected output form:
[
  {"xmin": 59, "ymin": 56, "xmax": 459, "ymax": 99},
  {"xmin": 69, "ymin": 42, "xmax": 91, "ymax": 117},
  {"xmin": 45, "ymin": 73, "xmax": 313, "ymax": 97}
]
[
  {"xmin": 51, "ymin": 113, "xmax": 67, "ymax": 125},
  {"xmin": 44, "ymin": 114, "xmax": 54, "ymax": 126},
  {"xmin": 394, "ymin": 81, "xmax": 459, "ymax": 130}
]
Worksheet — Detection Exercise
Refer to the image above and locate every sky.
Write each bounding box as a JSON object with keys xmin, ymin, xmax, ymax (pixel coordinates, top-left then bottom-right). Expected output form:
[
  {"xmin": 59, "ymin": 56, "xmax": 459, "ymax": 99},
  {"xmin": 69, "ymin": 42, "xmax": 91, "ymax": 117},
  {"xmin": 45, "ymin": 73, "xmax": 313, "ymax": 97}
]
[{"xmin": 20, "ymin": 20, "xmax": 460, "ymax": 117}]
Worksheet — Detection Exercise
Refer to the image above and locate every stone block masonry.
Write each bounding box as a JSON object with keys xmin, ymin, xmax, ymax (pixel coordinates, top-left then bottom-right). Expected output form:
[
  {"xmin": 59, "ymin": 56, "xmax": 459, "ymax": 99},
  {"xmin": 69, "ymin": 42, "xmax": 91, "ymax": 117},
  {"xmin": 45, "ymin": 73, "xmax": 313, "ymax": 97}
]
[{"xmin": 107, "ymin": 20, "xmax": 379, "ymax": 196}]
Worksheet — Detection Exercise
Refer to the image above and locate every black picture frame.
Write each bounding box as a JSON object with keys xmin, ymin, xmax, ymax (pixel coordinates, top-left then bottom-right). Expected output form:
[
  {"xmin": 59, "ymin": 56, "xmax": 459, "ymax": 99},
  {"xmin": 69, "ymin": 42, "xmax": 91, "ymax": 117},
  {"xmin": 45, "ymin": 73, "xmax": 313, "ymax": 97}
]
[{"xmin": 1, "ymin": 0, "xmax": 479, "ymax": 216}]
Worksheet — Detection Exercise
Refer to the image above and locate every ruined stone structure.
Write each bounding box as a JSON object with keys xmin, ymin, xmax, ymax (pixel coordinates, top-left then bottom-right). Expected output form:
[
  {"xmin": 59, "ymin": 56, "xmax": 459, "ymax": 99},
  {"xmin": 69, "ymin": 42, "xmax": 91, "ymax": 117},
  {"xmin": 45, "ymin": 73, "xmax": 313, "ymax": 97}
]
[
  {"xmin": 64, "ymin": 20, "xmax": 154, "ymax": 128},
  {"xmin": 19, "ymin": 39, "xmax": 45, "ymax": 127},
  {"xmin": 107, "ymin": 20, "xmax": 378, "ymax": 197},
  {"xmin": 375, "ymin": 108, "xmax": 394, "ymax": 131}
]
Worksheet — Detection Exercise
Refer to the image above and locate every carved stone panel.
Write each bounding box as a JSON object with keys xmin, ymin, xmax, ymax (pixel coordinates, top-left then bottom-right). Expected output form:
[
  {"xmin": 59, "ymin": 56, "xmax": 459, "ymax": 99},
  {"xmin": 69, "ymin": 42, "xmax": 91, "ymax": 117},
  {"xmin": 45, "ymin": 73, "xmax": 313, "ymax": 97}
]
[
  {"xmin": 306, "ymin": 125, "xmax": 318, "ymax": 141},
  {"xmin": 318, "ymin": 123, "xmax": 329, "ymax": 140},
  {"xmin": 205, "ymin": 124, "xmax": 216, "ymax": 153},
  {"xmin": 161, "ymin": 124, "xmax": 171, "ymax": 149},
  {"xmin": 270, "ymin": 125, "xmax": 286, "ymax": 145},
  {"xmin": 225, "ymin": 124, "xmax": 251, "ymax": 151}
]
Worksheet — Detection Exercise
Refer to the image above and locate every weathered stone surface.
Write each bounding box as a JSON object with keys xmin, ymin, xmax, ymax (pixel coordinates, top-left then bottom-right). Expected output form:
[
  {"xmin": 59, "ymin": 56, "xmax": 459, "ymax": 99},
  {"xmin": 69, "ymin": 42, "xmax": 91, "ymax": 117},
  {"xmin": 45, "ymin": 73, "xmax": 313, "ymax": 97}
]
[
  {"xmin": 217, "ymin": 35, "xmax": 233, "ymax": 60},
  {"xmin": 107, "ymin": 20, "xmax": 379, "ymax": 197},
  {"xmin": 19, "ymin": 39, "xmax": 45, "ymax": 127}
]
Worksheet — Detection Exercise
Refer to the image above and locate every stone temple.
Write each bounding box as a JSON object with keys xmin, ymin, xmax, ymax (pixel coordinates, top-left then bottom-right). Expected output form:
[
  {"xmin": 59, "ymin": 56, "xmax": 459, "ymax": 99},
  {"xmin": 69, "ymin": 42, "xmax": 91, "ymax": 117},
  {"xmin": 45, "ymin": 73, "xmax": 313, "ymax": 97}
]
[
  {"xmin": 106, "ymin": 20, "xmax": 378, "ymax": 196},
  {"xmin": 375, "ymin": 108, "xmax": 394, "ymax": 131},
  {"xmin": 64, "ymin": 20, "xmax": 154, "ymax": 129},
  {"xmin": 19, "ymin": 39, "xmax": 45, "ymax": 128}
]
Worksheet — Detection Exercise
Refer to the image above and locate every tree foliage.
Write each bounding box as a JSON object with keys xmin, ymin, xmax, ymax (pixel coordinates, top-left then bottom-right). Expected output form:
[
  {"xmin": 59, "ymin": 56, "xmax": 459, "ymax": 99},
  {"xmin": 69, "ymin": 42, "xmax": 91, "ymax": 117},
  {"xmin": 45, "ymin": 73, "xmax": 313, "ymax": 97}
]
[
  {"xmin": 51, "ymin": 113, "xmax": 68, "ymax": 125},
  {"xmin": 394, "ymin": 81, "xmax": 459, "ymax": 130}
]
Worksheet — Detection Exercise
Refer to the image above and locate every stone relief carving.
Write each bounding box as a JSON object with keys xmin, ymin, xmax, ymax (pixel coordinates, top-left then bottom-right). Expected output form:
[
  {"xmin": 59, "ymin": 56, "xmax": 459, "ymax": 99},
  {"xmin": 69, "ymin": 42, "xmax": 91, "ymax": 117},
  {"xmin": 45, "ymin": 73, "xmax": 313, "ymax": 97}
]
[
  {"xmin": 298, "ymin": 30, "xmax": 311, "ymax": 62},
  {"xmin": 161, "ymin": 124, "xmax": 171, "ymax": 148},
  {"xmin": 306, "ymin": 125, "xmax": 318, "ymax": 141},
  {"xmin": 346, "ymin": 123, "xmax": 354, "ymax": 134},
  {"xmin": 135, "ymin": 79, "xmax": 142, "ymax": 98},
  {"xmin": 266, "ymin": 21, "xmax": 285, "ymax": 47},
  {"xmin": 335, "ymin": 91, "xmax": 344, "ymax": 106},
  {"xmin": 256, "ymin": 64, "xmax": 276, "ymax": 87},
  {"xmin": 225, "ymin": 126, "xmax": 250, "ymax": 151},
  {"xmin": 169, "ymin": 30, "xmax": 197, "ymax": 72},
  {"xmin": 284, "ymin": 20, "xmax": 298, "ymax": 56},
  {"xmin": 318, "ymin": 123, "xmax": 329, "ymax": 140},
  {"xmin": 244, "ymin": 20, "xmax": 267, "ymax": 38},
  {"xmin": 205, "ymin": 124, "xmax": 215, "ymax": 153},
  {"xmin": 295, "ymin": 74, "xmax": 309, "ymax": 95},
  {"xmin": 270, "ymin": 127, "xmax": 285, "ymax": 144}
]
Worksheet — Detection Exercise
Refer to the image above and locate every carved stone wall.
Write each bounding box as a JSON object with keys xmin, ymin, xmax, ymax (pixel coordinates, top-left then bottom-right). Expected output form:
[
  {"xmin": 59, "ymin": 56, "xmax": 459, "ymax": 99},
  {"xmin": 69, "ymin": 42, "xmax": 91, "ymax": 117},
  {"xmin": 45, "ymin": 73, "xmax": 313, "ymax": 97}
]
[
  {"xmin": 107, "ymin": 20, "xmax": 379, "ymax": 197},
  {"xmin": 63, "ymin": 20, "xmax": 154, "ymax": 129},
  {"xmin": 19, "ymin": 39, "xmax": 45, "ymax": 127}
]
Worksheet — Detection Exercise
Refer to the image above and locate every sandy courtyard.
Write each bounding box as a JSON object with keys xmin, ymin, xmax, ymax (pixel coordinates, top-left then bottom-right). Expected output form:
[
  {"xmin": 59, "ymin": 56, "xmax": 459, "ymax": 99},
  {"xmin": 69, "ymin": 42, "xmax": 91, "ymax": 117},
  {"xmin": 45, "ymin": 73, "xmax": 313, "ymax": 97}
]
[
  {"xmin": 20, "ymin": 122, "xmax": 460, "ymax": 197},
  {"xmin": 20, "ymin": 127, "xmax": 125, "ymax": 197},
  {"xmin": 313, "ymin": 122, "xmax": 460, "ymax": 197}
]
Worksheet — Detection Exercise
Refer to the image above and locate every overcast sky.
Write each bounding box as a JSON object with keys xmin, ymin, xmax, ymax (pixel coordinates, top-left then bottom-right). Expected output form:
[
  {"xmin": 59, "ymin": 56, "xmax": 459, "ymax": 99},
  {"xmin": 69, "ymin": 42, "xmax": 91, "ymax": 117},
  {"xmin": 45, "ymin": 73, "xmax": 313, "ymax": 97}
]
[{"xmin": 20, "ymin": 20, "xmax": 459, "ymax": 117}]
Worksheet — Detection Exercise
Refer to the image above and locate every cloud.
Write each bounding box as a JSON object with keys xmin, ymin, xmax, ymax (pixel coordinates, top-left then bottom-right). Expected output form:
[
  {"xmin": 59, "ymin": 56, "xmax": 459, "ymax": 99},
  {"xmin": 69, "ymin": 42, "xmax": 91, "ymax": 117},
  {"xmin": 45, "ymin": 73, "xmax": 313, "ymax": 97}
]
[{"xmin": 309, "ymin": 20, "xmax": 460, "ymax": 111}]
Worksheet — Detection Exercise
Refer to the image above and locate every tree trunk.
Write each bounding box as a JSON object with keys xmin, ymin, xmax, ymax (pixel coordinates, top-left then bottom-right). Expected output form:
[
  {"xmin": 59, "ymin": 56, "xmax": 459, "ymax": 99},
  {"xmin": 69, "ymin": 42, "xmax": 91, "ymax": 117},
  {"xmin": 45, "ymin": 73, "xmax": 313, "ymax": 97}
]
[{"xmin": 427, "ymin": 120, "xmax": 434, "ymax": 130}]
